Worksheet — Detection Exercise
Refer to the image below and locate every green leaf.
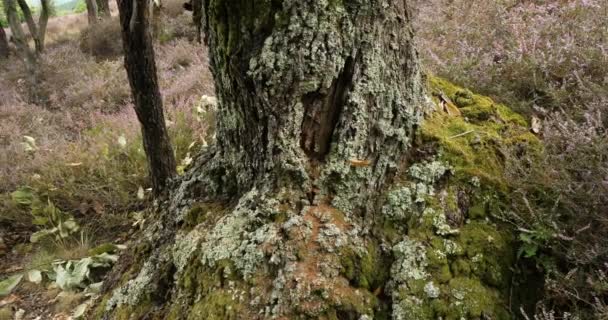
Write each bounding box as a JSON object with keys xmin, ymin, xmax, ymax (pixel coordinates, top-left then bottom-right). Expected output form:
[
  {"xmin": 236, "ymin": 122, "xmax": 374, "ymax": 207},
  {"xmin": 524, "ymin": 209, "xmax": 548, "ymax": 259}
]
[
  {"xmin": 91, "ymin": 253, "xmax": 118, "ymax": 267},
  {"xmin": 30, "ymin": 228, "xmax": 58, "ymax": 243},
  {"xmin": 32, "ymin": 216, "xmax": 49, "ymax": 226},
  {"xmin": 0, "ymin": 274, "xmax": 23, "ymax": 297},
  {"xmin": 72, "ymin": 302, "xmax": 89, "ymax": 319},
  {"xmin": 27, "ymin": 269, "xmax": 42, "ymax": 284},
  {"xmin": 54, "ymin": 258, "xmax": 93, "ymax": 290},
  {"xmin": 11, "ymin": 187, "xmax": 35, "ymax": 206},
  {"xmin": 21, "ymin": 135, "xmax": 38, "ymax": 152}
]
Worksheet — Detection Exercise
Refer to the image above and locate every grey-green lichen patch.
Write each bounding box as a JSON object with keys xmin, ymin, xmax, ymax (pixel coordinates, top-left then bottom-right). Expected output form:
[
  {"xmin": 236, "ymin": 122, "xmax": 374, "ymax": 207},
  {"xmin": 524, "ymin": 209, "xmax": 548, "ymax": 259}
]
[
  {"xmin": 173, "ymin": 227, "xmax": 205, "ymax": 273},
  {"xmin": 382, "ymin": 160, "xmax": 451, "ymax": 221},
  {"xmin": 197, "ymin": 188, "xmax": 282, "ymax": 280},
  {"xmin": 426, "ymin": 208, "xmax": 459, "ymax": 236},
  {"xmin": 424, "ymin": 281, "xmax": 440, "ymax": 299},
  {"xmin": 408, "ymin": 161, "xmax": 451, "ymax": 184},
  {"xmin": 390, "ymin": 237, "xmax": 429, "ymax": 282},
  {"xmin": 106, "ymin": 260, "xmax": 156, "ymax": 310}
]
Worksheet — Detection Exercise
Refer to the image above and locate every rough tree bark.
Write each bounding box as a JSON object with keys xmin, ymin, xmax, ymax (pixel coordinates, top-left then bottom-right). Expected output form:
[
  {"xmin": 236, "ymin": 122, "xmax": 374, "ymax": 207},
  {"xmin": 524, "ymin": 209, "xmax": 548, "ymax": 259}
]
[
  {"xmin": 96, "ymin": 1, "xmax": 519, "ymax": 319},
  {"xmin": 96, "ymin": 0, "xmax": 111, "ymax": 18},
  {"xmin": 84, "ymin": 0, "xmax": 98, "ymax": 25},
  {"xmin": 117, "ymin": 0, "xmax": 177, "ymax": 196},
  {"xmin": 0, "ymin": 27, "xmax": 9, "ymax": 58}
]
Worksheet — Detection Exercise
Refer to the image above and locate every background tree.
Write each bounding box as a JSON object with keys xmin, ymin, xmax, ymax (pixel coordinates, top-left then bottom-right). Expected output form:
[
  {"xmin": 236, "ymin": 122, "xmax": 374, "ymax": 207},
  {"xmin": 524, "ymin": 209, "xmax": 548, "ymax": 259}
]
[
  {"xmin": 96, "ymin": 1, "xmax": 520, "ymax": 319},
  {"xmin": 4, "ymin": 0, "xmax": 44, "ymax": 102},
  {"xmin": 16, "ymin": 0, "xmax": 48, "ymax": 53},
  {"xmin": 0, "ymin": 26, "xmax": 8, "ymax": 58},
  {"xmin": 117, "ymin": 0, "xmax": 176, "ymax": 195},
  {"xmin": 95, "ymin": 0, "xmax": 110, "ymax": 18},
  {"xmin": 0, "ymin": 0, "xmax": 6, "ymax": 27},
  {"xmin": 84, "ymin": 0, "xmax": 97, "ymax": 24}
]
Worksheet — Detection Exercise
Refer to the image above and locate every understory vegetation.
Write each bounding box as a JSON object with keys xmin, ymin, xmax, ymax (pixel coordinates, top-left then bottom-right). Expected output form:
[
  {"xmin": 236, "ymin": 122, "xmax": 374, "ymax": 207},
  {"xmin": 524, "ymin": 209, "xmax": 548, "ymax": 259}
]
[
  {"xmin": 0, "ymin": 0, "xmax": 606, "ymax": 319},
  {"xmin": 0, "ymin": 4, "xmax": 214, "ymax": 318},
  {"xmin": 414, "ymin": 0, "xmax": 608, "ymax": 318}
]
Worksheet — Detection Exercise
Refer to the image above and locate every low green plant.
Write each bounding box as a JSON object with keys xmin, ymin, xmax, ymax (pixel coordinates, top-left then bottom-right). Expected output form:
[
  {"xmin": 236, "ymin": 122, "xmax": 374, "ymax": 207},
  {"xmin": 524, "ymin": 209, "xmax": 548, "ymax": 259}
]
[{"xmin": 11, "ymin": 187, "xmax": 80, "ymax": 245}]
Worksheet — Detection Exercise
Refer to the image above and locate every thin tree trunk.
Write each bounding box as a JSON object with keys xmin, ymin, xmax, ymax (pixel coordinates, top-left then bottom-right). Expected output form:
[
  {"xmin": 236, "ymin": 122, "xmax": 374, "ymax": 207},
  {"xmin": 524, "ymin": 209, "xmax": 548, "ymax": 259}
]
[
  {"xmin": 15, "ymin": 0, "xmax": 40, "ymax": 53},
  {"xmin": 0, "ymin": 27, "xmax": 9, "ymax": 58},
  {"xmin": 4, "ymin": 0, "xmax": 38, "ymax": 89},
  {"xmin": 96, "ymin": 0, "xmax": 111, "ymax": 18},
  {"xmin": 15, "ymin": 0, "xmax": 48, "ymax": 54},
  {"xmin": 117, "ymin": 0, "xmax": 176, "ymax": 196},
  {"xmin": 37, "ymin": 0, "xmax": 49, "ymax": 52},
  {"xmin": 190, "ymin": 0, "xmax": 201, "ymax": 43},
  {"xmin": 84, "ymin": 0, "xmax": 98, "ymax": 25}
]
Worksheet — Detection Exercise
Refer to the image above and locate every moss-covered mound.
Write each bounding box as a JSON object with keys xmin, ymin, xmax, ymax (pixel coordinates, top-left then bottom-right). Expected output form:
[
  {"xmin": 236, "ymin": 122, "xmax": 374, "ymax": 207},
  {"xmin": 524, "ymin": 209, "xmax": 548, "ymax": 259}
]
[
  {"xmin": 384, "ymin": 76, "xmax": 539, "ymax": 319},
  {"xmin": 93, "ymin": 78, "xmax": 540, "ymax": 320}
]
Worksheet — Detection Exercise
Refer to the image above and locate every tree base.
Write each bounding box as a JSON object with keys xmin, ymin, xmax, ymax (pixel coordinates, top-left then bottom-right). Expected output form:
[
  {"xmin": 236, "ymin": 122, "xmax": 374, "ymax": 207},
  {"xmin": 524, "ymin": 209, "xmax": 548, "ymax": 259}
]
[{"xmin": 92, "ymin": 78, "xmax": 541, "ymax": 320}]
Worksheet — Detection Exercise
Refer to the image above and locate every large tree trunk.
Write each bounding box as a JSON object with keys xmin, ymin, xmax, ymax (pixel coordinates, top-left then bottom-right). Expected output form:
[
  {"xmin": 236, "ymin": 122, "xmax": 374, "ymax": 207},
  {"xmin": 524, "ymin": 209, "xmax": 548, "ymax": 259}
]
[
  {"xmin": 117, "ymin": 0, "xmax": 176, "ymax": 196},
  {"xmin": 97, "ymin": 1, "xmax": 517, "ymax": 319},
  {"xmin": 199, "ymin": 0, "xmax": 426, "ymax": 206},
  {"xmin": 0, "ymin": 27, "xmax": 9, "ymax": 59}
]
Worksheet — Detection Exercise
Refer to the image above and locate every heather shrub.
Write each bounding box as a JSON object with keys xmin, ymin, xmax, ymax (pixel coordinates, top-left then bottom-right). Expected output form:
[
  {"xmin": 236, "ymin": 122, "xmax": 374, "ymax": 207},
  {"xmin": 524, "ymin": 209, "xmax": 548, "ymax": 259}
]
[
  {"xmin": 79, "ymin": 17, "xmax": 123, "ymax": 60},
  {"xmin": 162, "ymin": 0, "xmax": 187, "ymax": 18},
  {"xmin": 413, "ymin": 0, "xmax": 608, "ymax": 117},
  {"xmin": 505, "ymin": 105, "xmax": 608, "ymax": 318},
  {"xmin": 156, "ymin": 39, "xmax": 215, "ymax": 102},
  {"xmin": 41, "ymin": 44, "xmax": 130, "ymax": 115},
  {"xmin": 157, "ymin": 2, "xmax": 198, "ymax": 43},
  {"xmin": 0, "ymin": 103, "xmax": 212, "ymax": 226}
]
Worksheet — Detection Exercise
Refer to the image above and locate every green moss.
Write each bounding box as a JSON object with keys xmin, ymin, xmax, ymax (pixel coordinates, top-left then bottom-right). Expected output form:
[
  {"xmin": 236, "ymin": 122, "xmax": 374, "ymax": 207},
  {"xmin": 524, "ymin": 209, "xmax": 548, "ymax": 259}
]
[
  {"xmin": 457, "ymin": 222, "xmax": 513, "ymax": 287},
  {"xmin": 91, "ymin": 295, "xmax": 110, "ymax": 320},
  {"xmin": 339, "ymin": 241, "xmax": 389, "ymax": 291},
  {"xmin": 467, "ymin": 203, "xmax": 487, "ymax": 219},
  {"xmin": 88, "ymin": 243, "xmax": 119, "ymax": 256},
  {"xmin": 113, "ymin": 301, "xmax": 154, "ymax": 320},
  {"xmin": 422, "ymin": 76, "xmax": 541, "ymax": 189},
  {"xmin": 183, "ymin": 202, "xmax": 225, "ymax": 229},
  {"xmin": 188, "ymin": 291, "xmax": 244, "ymax": 320},
  {"xmin": 388, "ymin": 77, "xmax": 536, "ymax": 319},
  {"xmin": 445, "ymin": 277, "xmax": 510, "ymax": 320},
  {"xmin": 0, "ymin": 307, "xmax": 12, "ymax": 320}
]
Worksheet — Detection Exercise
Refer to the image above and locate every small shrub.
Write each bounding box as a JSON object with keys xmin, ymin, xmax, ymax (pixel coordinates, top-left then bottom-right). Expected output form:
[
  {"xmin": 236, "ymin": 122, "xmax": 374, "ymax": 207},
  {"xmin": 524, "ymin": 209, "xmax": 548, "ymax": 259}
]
[
  {"xmin": 41, "ymin": 44, "xmax": 130, "ymax": 114},
  {"xmin": 158, "ymin": 11, "xmax": 197, "ymax": 43},
  {"xmin": 79, "ymin": 17, "xmax": 123, "ymax": 60},
  {"xmin": 505, "ymin": 106, "xmax": 608, "ymax": 318},
  {"xmin": 413, "ymin": 0, "xmax": 608, "ymax": 117}
]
